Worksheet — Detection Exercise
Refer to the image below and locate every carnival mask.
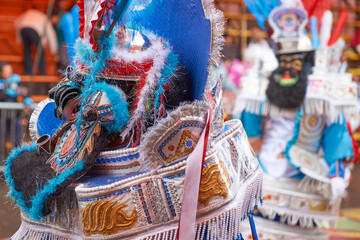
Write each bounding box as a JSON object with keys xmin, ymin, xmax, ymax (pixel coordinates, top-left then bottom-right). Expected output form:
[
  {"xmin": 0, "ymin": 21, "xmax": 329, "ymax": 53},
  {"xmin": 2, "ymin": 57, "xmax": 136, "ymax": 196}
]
[
  {"xmin": 266, "ymin": 51, "xmax": 314, "ymax": 109},
  {"xmin": 6, "ymin": 81, "xmax": 129, "ymax": 220},
  {"xmin": 274, "ymin": 53, "xmax": 305, "ymax": 86}
]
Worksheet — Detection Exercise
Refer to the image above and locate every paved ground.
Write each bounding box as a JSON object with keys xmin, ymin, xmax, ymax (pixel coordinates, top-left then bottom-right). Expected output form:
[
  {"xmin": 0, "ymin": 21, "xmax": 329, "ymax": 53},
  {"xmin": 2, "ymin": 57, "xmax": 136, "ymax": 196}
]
[
  {"xmin": 0, "ymin": 176, "xmax": 20, "ymax": 239},
  {"xmin": 0, "ymin": 163, "xmax": 359, "ymax": 239}
]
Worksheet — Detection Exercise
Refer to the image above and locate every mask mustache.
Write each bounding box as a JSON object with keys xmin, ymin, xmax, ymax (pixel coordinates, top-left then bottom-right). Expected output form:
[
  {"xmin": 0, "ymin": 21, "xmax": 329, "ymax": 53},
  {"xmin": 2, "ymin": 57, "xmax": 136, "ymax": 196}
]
[{"xmin": 273, "ymin": 66, "xmax": 298, "ymax": 80}]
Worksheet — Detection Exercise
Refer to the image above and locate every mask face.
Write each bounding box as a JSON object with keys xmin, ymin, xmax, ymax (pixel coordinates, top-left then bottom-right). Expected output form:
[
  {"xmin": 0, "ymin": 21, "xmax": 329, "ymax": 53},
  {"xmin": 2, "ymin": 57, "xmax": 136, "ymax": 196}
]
[
  {"xmin": 274, "ymin": 53, "xmax": 305, "ymax": 87},
  {"xmin": 266, "ymin": 51, "xmax": 313, "ymax": 109}
]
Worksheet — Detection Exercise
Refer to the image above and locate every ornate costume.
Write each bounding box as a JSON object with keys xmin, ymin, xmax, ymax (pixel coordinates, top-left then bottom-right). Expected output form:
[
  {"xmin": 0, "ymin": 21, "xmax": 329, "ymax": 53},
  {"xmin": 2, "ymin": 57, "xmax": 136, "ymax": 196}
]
[
  {"xmin": 5, "ymin": 0, "xmax": 263, "ymax": 239},
  {"xmin": 236, "ymin": 1, "xmax": 359, "ymax": 239}
]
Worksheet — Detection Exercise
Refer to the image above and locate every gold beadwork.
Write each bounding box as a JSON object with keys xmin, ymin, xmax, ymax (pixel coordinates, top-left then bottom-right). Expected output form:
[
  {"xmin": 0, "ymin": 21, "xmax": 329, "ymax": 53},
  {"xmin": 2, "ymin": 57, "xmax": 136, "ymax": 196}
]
[
  {"xmin": 198, "ymin": 160, "xmax": 231, "ymax": 206},
  {"xmin": 164, "ymin": 130, "xmax": 199, "ymax": 163},
  {"xmin": 309, "ymin": 200, "xmax": 327, "ymax": 212},
  {"xmin": 81, "ymin": 200, "xmax": 137, "ymax": 236}
]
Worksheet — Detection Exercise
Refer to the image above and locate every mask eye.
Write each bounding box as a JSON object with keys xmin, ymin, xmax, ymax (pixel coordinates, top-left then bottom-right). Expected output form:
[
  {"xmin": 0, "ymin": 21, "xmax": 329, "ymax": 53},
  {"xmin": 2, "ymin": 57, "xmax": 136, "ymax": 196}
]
[
  {"xmin": 73, "ymin": 104, "xmax": 80, "ymax": 114},
  {"xmin": 292, "ymin": 59, "xmax": 302, "ymax": 71},
  {"xmin": 82, "ymin": 104, "xmax": 98, "ymax": 122}
]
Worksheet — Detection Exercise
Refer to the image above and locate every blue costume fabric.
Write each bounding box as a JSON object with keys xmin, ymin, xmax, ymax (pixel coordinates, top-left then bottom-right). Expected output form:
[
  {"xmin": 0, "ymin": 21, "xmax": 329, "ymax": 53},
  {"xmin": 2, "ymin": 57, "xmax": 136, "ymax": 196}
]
[
  {"xmin": 329, "ymin": 160, "xmax": 346, "ymax": 179},
  {"xmin": 133, "ymin": 0, "xmax": 211, "ymax": 100},
  {"xmin": 321, "ymin": 120, "xmax": 354, "ymax": 166},
  {"xmin": 240, "ymin": 110, "xmax": 262, "ymax": 138},
  {"xmin": 243, "ymin": 0, "xmax": 279, "ymax": 30},
  {"xmin": 36, "ymin": 102, "xmax": 63, "ymax": 137}
]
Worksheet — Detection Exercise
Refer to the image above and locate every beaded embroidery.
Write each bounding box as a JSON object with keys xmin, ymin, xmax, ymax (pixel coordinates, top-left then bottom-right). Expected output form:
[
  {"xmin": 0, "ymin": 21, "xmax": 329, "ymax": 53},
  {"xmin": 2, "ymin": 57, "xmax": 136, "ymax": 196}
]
[
  {"xmin": 199, "ymin": 160, "xmax": 231, "ymax": 206},
  {"xmin": 157, "ymin": 122, "xmax": 205, "ymax": 164},
  {"xmin": 91, "ymin": 161, "xmax": 140, "ymax": 170},
  {"xmin": 47, "ymin": 122, "xmax": 101, "ymax": 172},
  {"xmin": 81, "ymin": 200, "xmax": 137, "ymax": 236}
]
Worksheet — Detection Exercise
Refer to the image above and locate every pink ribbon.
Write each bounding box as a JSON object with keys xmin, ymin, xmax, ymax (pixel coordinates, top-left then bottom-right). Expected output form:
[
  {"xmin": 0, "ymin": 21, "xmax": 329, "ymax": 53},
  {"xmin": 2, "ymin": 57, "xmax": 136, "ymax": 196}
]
[{"xmin": 177, "ymin": 108, "xmax": 212, "ymax": 240}]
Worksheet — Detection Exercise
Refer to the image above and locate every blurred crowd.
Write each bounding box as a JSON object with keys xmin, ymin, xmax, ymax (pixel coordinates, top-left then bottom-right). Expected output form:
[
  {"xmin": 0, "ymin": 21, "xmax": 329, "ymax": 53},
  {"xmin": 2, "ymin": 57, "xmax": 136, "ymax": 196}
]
[
  {"xmin": 0, "ymin": 0, "xmax": 81, "ymax": 149},
  {"xmin": 14, "ymin": 0, "xmax": 80, "ymax": 75}
]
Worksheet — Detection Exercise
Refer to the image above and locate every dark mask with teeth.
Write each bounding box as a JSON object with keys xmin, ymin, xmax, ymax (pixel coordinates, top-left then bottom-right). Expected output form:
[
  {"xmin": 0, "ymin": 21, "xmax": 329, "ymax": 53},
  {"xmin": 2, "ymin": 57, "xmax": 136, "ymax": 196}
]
[{"xmin": 266, "ymin": 51, "xmax": 314, "ymax": 109}]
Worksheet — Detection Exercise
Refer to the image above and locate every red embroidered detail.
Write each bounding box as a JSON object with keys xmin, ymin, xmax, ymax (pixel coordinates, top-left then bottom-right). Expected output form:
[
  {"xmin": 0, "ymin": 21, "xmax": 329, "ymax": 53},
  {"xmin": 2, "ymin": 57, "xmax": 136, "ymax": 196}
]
[
  {"xmin": 89, "ymin": 0, "xmax": 107, "ymax": 52},
  {"xmin": 60, "ymin": 130, "xmax": 77, "ymax": 156},
  {"xmin": 132, "ymin": 119, "xmax": 141, "ymax": 148},
  {"xmin": 104, "ymin": 59, "xmax": 154, "ymax": 76},
  {"xmin": 78, "ymin": 0, "xmax": 85, "ymax": 38},
  {"xmin": 77, "ymin": 59, "xmax": 154, "ymax": 79}
]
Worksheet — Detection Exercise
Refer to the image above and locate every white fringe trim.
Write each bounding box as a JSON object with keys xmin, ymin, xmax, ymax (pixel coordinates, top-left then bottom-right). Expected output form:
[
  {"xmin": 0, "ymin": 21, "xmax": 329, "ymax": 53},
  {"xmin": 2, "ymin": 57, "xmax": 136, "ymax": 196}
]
[
  {"xmin": 240, "ymin": 215, "xmax": 329, "ymax": 240},
  {"xmin": 298, "ymin": 176, "xmax": 332, "ymax": 199},
  {"xmin": 137, "ymin": 210, "xmax": 244, "ymax": 240},
  {"xmin": 234, "ymin": 95, "xmax": 359, "ymax": 123},
  {"xmin": 120, "ymin": 165, "xmax": 263, "ymax": 240},
  {"xmin": 11, "ymin": 220, "xmax": 82, "ymax": 240},
  {"xmin": 14, "ymin": 164, "xmax": 262, "ymax": 240},
  {"xmin": 236, "ymin": 97, "xmax": 266, "ymax": 116},
  {"xmin": 304, "ymin": 97, "xmax": 359, "ymax": 124},
  {"xmin": 258, "ymin": 205, "xmax": 338, "ymax": 229}
]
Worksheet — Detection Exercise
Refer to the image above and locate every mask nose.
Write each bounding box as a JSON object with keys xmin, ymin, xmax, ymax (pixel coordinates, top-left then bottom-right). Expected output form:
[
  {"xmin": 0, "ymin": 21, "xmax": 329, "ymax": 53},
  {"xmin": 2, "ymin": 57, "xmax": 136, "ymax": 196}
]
[{"xmin": 284, "ymin": 70, "xmax": 290, "ymax": 77}]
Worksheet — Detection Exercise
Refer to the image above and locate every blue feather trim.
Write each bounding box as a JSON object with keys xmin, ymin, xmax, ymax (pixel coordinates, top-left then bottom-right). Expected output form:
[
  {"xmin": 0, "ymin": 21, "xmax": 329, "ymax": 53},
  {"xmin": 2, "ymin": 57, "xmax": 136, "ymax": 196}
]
[
  {"xmin": 77, "ymin": 82, "xmax": 130, "ymax": 133},
  {"xmin": 4, "ymin": 144, "xmax": 88, "ymax": 220},
  {"xmin": 74, "ymin": 33, "xmax": 117, "ymax": 86},
  {"xmin": 4, "ymin": 144, "xmax": 37, "ymax": 215},
  {"xmin": 27, "ymin": 161, "xmax": 84, "ymax": 220}
]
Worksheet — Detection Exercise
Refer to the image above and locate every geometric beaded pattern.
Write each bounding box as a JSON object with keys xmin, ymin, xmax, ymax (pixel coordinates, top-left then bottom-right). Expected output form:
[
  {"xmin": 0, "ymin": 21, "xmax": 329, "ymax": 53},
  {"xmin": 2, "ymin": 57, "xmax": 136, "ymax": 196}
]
[
  {"xmin": 60, "ymin": 120, "xmax": 262, "ymax": 239},
  {"xmin": 157, "ymin": 121, "xmax": 205, "ymax": 165},
  {"xmin": 92, "ymin": 150, "xmax": 141, "ymax": 175}
]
